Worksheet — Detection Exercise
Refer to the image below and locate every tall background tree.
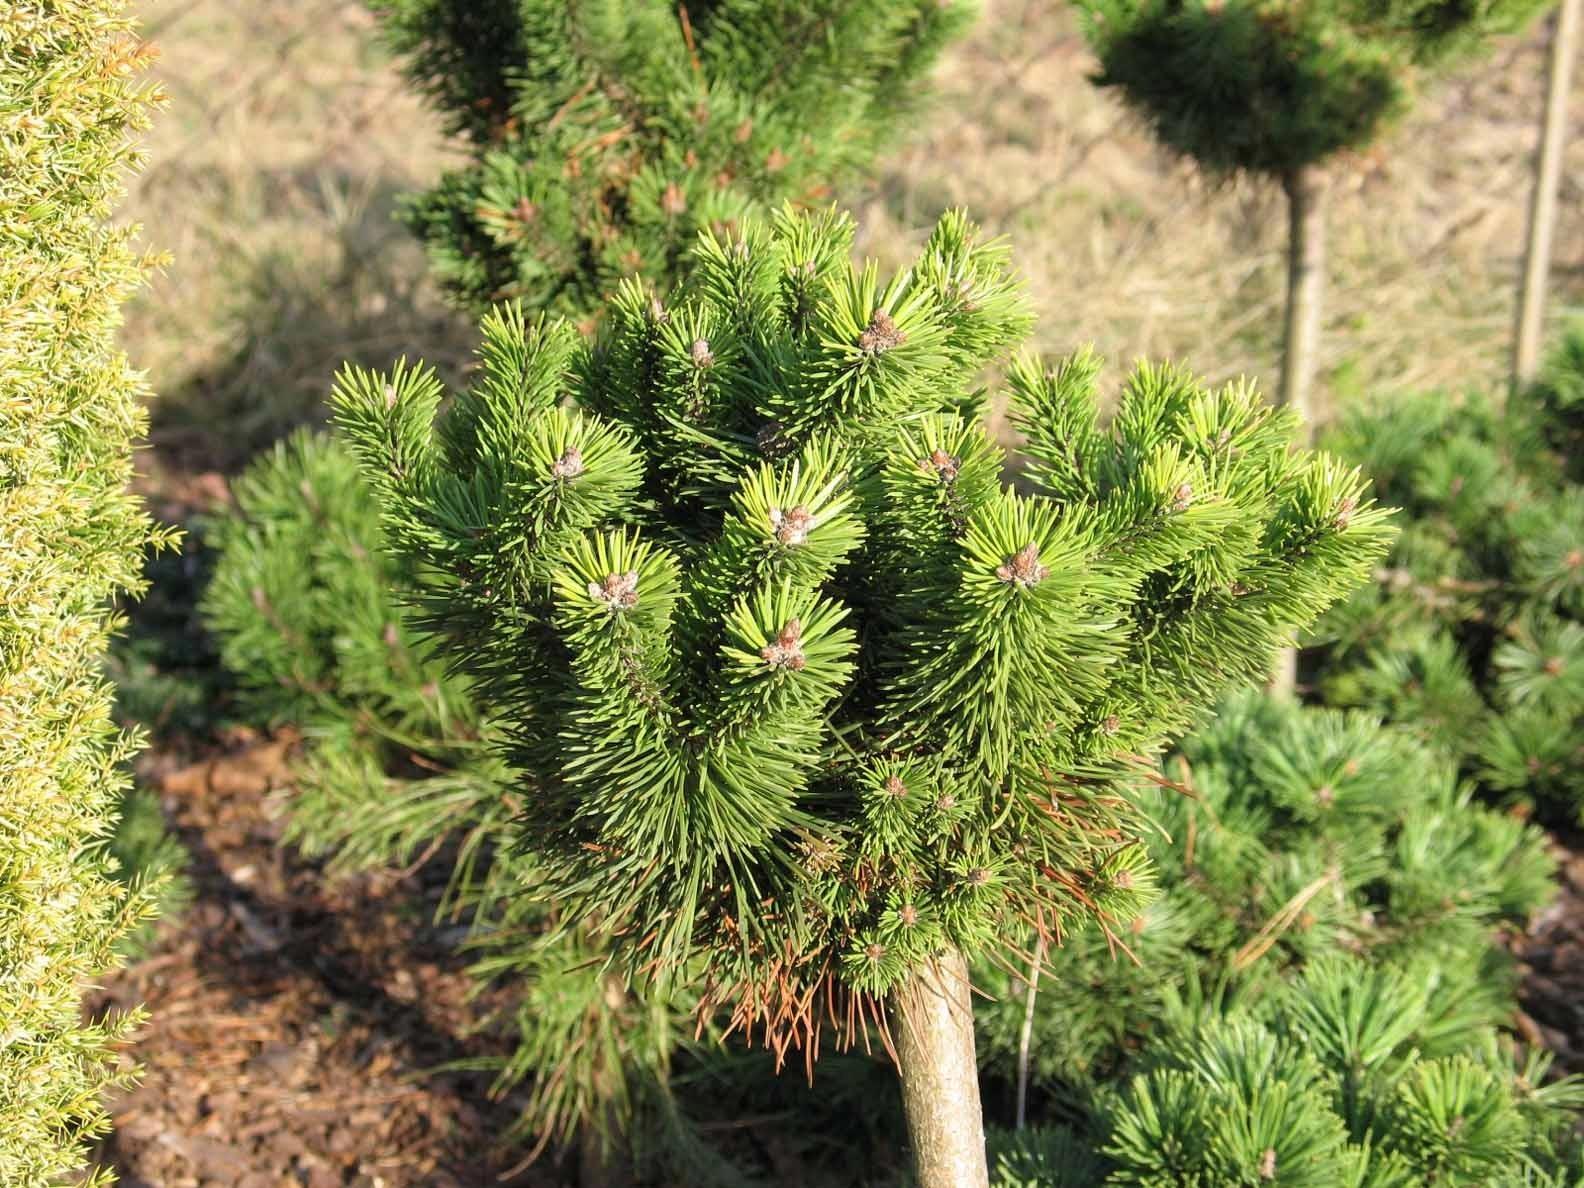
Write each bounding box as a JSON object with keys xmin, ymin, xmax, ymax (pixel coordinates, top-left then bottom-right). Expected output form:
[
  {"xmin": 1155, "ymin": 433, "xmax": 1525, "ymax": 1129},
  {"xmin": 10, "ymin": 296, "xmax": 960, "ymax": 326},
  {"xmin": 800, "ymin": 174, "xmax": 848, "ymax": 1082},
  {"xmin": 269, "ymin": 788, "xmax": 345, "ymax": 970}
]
[
  {"xmin": 329, "ymin": 204, "xmax": 1390, "ymax": 1188},
  {"xmin": 0, "ymin": 2, "xmax": 171, "ymax": 1183},
  {"xmin": 372, "ymin": 0, "xmax": 972, "ymax": 319},
  {"xmin": 1514, "ymin": 0, "xmax": 1581, "ymax": 388},
  {"xmin": 1076, "ymin": 0, "xmax": 1550, "ymax": 693}
]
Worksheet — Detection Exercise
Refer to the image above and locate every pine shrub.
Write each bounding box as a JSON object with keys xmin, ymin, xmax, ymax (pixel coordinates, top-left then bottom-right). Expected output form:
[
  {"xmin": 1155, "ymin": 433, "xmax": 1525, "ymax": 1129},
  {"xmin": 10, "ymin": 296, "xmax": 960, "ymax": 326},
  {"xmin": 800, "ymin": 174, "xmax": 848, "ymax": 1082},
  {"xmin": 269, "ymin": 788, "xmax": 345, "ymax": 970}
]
[
  {"xmin": 0, "ymin": 2, "xmax": 171, "ymax": 1182},
  {"xmin": 373, "ymin": 0, "xmax": 971, "ymax": 318},
  {"xmin": 982, "ymin": 694, "xmax": 1578, "ymax": 1185},
  {"xmin": 326, "ymin": 203, "xmax": 1390, "ymax": 1175},
  {"xmin": 1306, "ymin": 334, "xmax": 1584, "ymax": 824},
  {"xmin": 978, "ymin": 692, "xmax": 1580, "ymax": 1185},
  {"xmin": 978, "ymin": 690, "xmax": 1556, "ymax": 1088}
]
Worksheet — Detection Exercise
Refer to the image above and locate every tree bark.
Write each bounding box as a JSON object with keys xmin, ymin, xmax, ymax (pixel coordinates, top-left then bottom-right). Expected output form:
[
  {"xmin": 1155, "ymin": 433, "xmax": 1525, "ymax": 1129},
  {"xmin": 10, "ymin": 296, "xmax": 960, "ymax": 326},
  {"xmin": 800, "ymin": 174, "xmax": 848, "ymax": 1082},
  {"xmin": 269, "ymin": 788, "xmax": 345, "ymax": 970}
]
[
  {"xmin": 1272, "ymin": 163, "xmax": 1329, "ymax": 697},
  {"xmin": 890, "ymin": 948, "xmax": 990, "ymax": 1188},
  {"xmin": 1514, "ymin": 0, "xmax": 1581, "ymax": 390},
  {"xmin": 1279, "ymin": 164, "xmax": 1327, "ymax": 431}
]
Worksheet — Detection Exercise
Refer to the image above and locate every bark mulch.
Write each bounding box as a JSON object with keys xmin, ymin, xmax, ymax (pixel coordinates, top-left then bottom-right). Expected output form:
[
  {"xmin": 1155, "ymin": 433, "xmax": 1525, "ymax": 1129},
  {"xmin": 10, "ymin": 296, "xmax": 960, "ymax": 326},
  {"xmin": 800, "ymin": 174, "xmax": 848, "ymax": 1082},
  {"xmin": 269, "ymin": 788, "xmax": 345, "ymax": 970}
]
[
  {"xmin": 92, "ymin": 730, "xmax": 563, "ymax": 1188},
  {"xmin": 1515, "ymin": 831, "xmax": 1584, "ymax": 1078}
]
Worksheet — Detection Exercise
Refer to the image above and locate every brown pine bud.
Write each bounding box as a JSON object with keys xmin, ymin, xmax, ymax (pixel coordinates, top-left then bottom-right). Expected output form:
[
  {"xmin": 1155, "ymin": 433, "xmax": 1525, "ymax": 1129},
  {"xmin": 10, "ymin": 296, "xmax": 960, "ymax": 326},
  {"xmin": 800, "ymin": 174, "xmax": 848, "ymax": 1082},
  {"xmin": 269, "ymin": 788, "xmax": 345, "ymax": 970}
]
[
  {"xmin": 858, "ymin": 309, "xmax": 906, "ymax": 354},
  {"xmin": 587, "ymin": 571, "xmax": 639, "ymax": 611},
  {"xmin": 761, "ymin": 619, "xmax": 806, "ymax": 670},
  {"xmin": 996, "ymin": 543, "xmax": 1049, "ymax": 588},
  {"xmin": 917, "ymin": 449, "xmax": 961, "ymax": 482},
  {"xmin": 769, "ymin": 505, "xmax": 813, "ymax": 546},
  {"xmin": 550, "ymin": 447, "xmax": 584, "ymax": 480}
]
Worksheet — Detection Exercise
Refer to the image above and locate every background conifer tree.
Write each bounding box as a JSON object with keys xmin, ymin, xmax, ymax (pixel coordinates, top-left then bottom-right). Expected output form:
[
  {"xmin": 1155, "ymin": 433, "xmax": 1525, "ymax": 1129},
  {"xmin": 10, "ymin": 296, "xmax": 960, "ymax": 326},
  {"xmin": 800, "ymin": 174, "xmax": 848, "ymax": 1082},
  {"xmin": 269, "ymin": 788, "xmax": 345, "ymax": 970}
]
[
  {"xmin": 976, "ymin": 693, "xmax": 1581, "ymax": 1186},
  {"xmin": 1305, "ymin": 331, "xmax": 1584, "ymax": 826},
  {"xmin": 328, "ymin": 204, "xmax": 1390, "ymax": 1187},
  {"xmin": 372, "ymin": 0, "xmax": 971, "ymax": 320},
  {"xmin": 0, "ymin": 2, "xmax": 172, "ymax": 1182},
  {"xmin": 1076, "ymin": 0, "xmax": 1549, "ymax": 694}
]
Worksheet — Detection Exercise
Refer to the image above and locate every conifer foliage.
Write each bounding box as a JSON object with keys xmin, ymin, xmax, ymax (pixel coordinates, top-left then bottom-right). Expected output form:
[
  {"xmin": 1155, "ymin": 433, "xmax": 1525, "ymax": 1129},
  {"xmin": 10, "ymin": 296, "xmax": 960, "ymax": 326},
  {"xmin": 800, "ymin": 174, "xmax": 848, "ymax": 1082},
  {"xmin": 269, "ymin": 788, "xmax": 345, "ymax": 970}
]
[
  {"xmin": 979, "ymin": 693, "xmax": 1580, "ymax": 1186},
  {"xmin": 1307, "ymin": 333, "xmax": 1584, "ymax": 825},
  {"xmin": 0, "ymin": 2, "xmax": 169, "ymax": 1183},
  {"xmin": 372, "ymin": 0, "xmax": 969, "ymax": 318},
  {"xmin": 330, "ymin": 204, "xmax": 1390, "ymax": 1182}
]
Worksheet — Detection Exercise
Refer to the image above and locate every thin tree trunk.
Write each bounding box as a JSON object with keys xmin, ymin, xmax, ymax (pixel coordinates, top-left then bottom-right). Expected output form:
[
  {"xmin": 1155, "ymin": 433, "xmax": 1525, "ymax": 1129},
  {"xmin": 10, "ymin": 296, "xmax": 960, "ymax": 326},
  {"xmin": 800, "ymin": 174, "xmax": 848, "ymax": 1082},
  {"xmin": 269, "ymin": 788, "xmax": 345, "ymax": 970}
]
[
  {"xmin": 1014, "ymin": 939, "xmax": 1045, "ymax": 1131},
  {"xmin": 891, "ymin": 948, "xmax": 990, "ymax": 1188},
  {"xmin": 1272, "ymin": 163, "xmax": 1329, "ymax": 698},
  {"xmin": 1514, "ymin": 0, "xmax": 1581, "ymax": 390}
]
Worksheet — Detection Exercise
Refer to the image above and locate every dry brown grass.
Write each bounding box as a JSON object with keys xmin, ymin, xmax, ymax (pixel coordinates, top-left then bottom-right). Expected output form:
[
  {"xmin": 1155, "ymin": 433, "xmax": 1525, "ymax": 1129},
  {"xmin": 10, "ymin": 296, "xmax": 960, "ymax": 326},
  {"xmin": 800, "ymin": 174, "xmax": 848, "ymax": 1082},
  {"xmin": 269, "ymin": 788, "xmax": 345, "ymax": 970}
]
[
  {"xmin": 122, "ymin": 0, "xmax": 1584, "ymax": 475},
  {"xmin": 124, "ymin": 0, "xmax": 469, "ymax": 473},
  {"xmin": 850, "ymin": 0, "xmax": 1584, "ymax": 415}
]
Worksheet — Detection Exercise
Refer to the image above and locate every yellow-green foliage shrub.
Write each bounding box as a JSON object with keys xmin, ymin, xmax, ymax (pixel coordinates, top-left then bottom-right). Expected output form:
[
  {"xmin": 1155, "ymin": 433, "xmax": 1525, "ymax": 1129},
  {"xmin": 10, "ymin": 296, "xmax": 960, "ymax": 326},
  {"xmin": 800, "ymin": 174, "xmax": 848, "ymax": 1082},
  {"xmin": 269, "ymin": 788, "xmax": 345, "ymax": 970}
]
[{"xmin": 0, "ymin": 3, "xmax": 169, "ymax": 1183}]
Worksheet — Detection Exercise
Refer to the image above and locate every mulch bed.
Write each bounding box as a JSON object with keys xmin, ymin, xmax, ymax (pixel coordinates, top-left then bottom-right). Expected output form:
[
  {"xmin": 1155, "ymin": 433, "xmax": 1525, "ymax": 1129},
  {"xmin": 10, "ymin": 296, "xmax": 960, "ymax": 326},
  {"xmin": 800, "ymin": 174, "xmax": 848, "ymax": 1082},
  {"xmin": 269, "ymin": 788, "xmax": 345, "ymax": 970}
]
[
  {"xmin": 92, "ymin": 731, "xmax": 562, "ymax": 1188},
  {"xmin": 1515, "ymin": 832, "xmax": 1584, "ymax": 1077}
]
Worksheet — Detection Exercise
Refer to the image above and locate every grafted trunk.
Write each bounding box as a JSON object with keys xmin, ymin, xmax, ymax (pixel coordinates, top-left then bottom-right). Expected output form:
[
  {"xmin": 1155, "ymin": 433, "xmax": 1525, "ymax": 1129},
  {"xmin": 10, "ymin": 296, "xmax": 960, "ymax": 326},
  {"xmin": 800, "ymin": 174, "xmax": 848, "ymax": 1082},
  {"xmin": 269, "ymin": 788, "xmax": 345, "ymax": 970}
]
[
  {"xmin": 890, "ymin": 948, "xmax": 990, "ymax": 1188},
  {"xmin": 1273, "ymin": 163, "xmax": 1329, "ymax": 697},
  {"xmin": 1514, "ymin": 0, "xmax": 1581, "ymax": 389}
]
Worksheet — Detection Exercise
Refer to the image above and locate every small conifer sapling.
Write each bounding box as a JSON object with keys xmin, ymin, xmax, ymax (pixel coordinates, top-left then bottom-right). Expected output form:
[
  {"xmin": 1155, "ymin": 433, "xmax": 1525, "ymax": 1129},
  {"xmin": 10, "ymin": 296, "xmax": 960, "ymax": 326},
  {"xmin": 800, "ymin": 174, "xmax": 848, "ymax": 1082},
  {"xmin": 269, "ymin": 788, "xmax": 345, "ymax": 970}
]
[{"xmin": 331, "ymin": 206, "xmax": 1391, "ymax": 1187}]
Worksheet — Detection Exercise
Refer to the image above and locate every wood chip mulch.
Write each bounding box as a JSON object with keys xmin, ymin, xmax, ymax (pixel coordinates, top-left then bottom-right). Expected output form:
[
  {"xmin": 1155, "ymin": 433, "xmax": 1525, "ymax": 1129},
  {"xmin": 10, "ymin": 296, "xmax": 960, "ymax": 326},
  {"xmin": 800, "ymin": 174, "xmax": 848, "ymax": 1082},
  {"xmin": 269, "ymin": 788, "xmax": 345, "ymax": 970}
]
[
  {"xmin": 1515, "ymin": 832, "xmax": 1584, "ymax": 1079},
  {"xmin": 91, "ymin": 730, "xmax": 564, "ymax": 1188}
]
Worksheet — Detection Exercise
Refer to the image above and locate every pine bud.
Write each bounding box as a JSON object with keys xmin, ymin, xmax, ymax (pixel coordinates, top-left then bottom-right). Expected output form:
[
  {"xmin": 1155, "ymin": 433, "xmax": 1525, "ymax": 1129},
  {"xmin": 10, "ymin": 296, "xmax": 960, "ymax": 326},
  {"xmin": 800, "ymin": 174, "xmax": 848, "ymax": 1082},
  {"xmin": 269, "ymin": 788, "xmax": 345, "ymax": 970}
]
[
  {"xmin": 858, "ymin": 309, "xmax": 906, "ymax": 354},
  {"xmin": 761, "ymin": 618, "xmax": 806, "ymax": 670},
  {"xmin": 899, "ymin": 903, "xmax": 919, "ymax": 927},
  {"xmin": 511, "ymin": 197, "xmax": 538, "ymax": 223},
  {"xmin": 1101, "ymin": 714, "xmax": 1121, "ymax": 736},
  {"xmin": 1259, "ymin": 1148, "xmax": 1276, "ymax": 1180},
  {"xmin": 996, "ymin": 543, "xmax": 1049, "ymax": 588},
  {"xmin": 1333, "ymin": 493, "xmax": 1357, "ymax": 530},
  {"xmin": 588, "ymin": 571, "xmax": 639, "ymax": 611},
  {"xmin": 690, "ymin": 338, "xmax": 715, "ymax": 368},
  {"xmin": 550, "ymin": 447, "xmax": 584, "ymax": 480},
  {"xmin": 917, "ymin": 449, "xmax": 961, "ymax": 482},
  {"xmin": 769, "ymin": 505, "xmax": 813, "ymax": 546},
  {"xmin": 1169, "ymin": 481, "xmax": 1193, "ymax": 513},
  {"xmin": 883, "ymin": 775, "xmax": 908, "ymax": 799},
  {"xmin": 661, "ymin": 182, "xmax": 687, "ymax": 216}
]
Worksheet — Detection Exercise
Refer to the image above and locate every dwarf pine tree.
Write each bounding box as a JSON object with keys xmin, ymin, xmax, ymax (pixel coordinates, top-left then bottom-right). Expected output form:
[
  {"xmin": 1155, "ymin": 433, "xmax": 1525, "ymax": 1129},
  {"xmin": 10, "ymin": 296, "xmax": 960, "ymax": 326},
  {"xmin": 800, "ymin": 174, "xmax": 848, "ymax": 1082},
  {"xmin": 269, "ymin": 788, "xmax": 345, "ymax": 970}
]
[
  {"xmin": 327, "ymin": 204, "xmax": 1390, "ymax": 1186},
  {"xmin": 373, "ymin": 0, "xmax": 969, "ymax": 319},
  {"xmin": 976, "ymin": 693, "xmax": 1581, "ymax": 1186},
  {"xmin": 0, "ymin": 3, "xmax": 171, "ymax": 1184},
  {"xmin": 1306, "ymin": 332, "xmax": 1584, "ymax": 826}
]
